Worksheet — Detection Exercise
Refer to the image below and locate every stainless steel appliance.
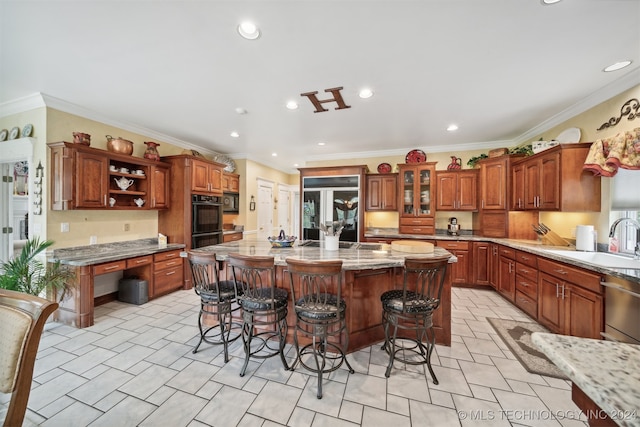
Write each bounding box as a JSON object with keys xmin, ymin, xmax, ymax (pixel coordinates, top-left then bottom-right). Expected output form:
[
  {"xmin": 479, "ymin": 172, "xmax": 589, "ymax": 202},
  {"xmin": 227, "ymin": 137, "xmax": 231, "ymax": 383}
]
[
  {"xmin": 447, "ymin": 217, "xmax": 459, "ymax": 236},
  {"xmin": 192, "ymin": 195, "xmax": 222, "ymax": 248},
  {"xmin": 601, "ymin": 277, "xmax": 640, "ymax": 345},
  {"xmin": 302, "ymin": 175, "xmax": 360, "ymax": 242},
  {"xmin": 223, "ymin": 192, "xmax": 239, "ymax": 213}
]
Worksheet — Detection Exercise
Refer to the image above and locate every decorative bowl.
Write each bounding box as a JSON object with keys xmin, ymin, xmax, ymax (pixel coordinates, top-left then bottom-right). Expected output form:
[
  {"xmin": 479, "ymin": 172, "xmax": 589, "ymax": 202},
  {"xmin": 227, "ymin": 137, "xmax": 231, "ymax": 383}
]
[
  {"xmin": 268, "ymin": 235, "xmax": 297, "ymax": 248},
  {"xmin": 106, "ymin": 135, "xmax": 134, "ymax": 155}
]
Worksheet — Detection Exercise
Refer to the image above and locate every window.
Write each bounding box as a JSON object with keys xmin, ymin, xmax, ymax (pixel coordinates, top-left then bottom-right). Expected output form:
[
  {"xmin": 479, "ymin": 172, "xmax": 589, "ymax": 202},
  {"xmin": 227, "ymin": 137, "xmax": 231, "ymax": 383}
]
[
  {"xmin": 610, "ymin": 169, "xmax": 640, "ymax": 255},
  {"xmin": 611, "ymin": 210, "xmax": 639, "ymax": 255}
]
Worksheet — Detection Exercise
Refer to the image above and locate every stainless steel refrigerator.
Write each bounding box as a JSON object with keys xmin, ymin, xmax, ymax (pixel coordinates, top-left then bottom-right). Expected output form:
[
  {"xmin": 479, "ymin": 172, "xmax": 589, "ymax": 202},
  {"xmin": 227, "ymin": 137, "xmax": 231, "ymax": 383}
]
[{"xmin": 302, "ymin": 175, "xmax": 360, "ymax": 242}]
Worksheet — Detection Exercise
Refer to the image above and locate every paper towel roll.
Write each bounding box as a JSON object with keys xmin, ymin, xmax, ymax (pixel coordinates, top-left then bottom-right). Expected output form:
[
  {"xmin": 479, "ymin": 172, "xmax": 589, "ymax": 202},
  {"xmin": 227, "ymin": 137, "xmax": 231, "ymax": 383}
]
[{"xmin": 575, "ymin": 225, "xmax": 595, "ymax": 251}]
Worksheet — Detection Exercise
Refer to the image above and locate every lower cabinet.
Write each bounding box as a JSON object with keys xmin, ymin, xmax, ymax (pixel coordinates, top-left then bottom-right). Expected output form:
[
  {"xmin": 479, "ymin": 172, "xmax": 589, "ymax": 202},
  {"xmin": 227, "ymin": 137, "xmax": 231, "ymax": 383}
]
[
  {"xmin": 537, "ymin": 257, "xmax": 603, "ymax": 339},
  {"xmin": 437, "ymin": 241, "xmax": 470, "ymax": 285},
  {"xmin": 223, "ymin": 232, "xmax": 243, "ymax": 243},
  {"xmin": 152, "ymin": 250, "xmax": 184, "ymax": 298},
  {"xmin": 514, "ymin": 250, "xmax": 538, "ymax": 319},
  {"xmin": 472, "ymin": 242, "xmax": 490, "ymax": 286},
  {"xmin": 497, "ymin": 246, "xmax": 516, "ymax": 301}
]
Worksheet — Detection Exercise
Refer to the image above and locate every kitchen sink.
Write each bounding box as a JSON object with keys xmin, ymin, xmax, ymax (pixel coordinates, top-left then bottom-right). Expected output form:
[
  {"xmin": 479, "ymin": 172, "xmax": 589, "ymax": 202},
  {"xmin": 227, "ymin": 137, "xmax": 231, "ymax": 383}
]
[{"xmin": 543, "ymin": 250, "xmax": 640, "ymax": 269}]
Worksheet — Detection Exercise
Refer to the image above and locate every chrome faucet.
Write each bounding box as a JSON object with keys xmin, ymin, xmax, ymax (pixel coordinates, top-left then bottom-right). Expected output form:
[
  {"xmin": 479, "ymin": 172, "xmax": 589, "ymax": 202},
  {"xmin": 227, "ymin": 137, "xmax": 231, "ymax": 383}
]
[{"xmin": 609, "ymin": 217, "xmax": 640, "ymax": 259}]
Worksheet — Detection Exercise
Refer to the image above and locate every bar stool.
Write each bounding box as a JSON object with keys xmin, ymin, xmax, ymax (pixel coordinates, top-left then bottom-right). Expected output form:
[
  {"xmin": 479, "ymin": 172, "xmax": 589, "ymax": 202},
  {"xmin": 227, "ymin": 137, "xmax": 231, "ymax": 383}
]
[
  {"xmin": 188, "ymin": 252, "xmax": 242, "ymax": 362},
  {"xmin": 380, "ymin": 256, "xmax": 449, "ymax": 382},
  {"xmin": 286, "ymin": 258, "xmax": 354, "ymax": 399},
  {"xmin": 228, "ymin": 253, "xmax": 289, "ymax": 377}
]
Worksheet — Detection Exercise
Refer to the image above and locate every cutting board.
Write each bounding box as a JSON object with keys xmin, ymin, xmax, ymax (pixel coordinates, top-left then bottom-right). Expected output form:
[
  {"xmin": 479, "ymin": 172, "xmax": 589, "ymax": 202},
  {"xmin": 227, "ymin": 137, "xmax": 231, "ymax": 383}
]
[{"xmin": 391, "ymin": 240, "xmax": 435, "ymax": 254}]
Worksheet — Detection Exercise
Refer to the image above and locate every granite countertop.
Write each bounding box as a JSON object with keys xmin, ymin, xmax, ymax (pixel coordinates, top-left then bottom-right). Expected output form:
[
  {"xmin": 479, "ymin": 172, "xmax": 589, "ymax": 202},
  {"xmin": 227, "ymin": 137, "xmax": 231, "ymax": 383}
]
[
  {"xmin": 365, "ymin": 228, "xmax": 640, "ymax": 282},
  {"xmin": 532, "ymin": 332, "xmax": 640, "ymax": 427},
  {"xmin": 192, "ymin": 239, "xmax": 456, "ymax": 270},
  {"xmin": 51, "ymin": 238, "xmax": 185, "ymax": 266}
]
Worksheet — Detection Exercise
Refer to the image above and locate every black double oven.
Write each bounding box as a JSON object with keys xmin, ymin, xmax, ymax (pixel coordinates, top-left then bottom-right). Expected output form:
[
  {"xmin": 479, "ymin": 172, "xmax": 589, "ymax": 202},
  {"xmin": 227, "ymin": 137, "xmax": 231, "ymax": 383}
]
[{"xmin": 191, "ymin": 195, "xmax": 223, "ymax": 248}]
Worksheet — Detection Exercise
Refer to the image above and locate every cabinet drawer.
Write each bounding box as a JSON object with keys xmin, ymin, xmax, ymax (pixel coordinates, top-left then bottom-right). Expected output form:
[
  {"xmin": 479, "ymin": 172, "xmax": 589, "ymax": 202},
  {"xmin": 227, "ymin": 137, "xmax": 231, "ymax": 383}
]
[
  {"xmin": 437, "ymin": 241, "xmax": 470, "ymax": 251},
  {"xmin": 400, "ymin": 217, "xmax": 435, "ymax": 226},
  {"xmin": 223, "ymin": 232, "xmax": 243, "ymax": 243},
  {"xmin": 155, "ymin": 257, "xmax": 182, "ymax": 271},
  {"xmin": 153, "ymin": 265, "xmax": 184, "ymax": 295},
  {"xmin": 538, "ymin": 257, "xmax": 602, "ymax": 294},
  {"xmin": 515, "ymin": 274, "xmax": 538, "ymax": 299},
  {"xmin": 126, "ymin": 255, "xmax": 152, "ymax": 268},
  {"xmin": 93, "ymin": 261, "xmax": 126, "ymax": 275},
  {"xmin": 498, "ymin": 246, "xmax": 515, "ymax": 259},
  {"xmin": 515, "ymin": 263, "xmax": 537, "ymax": 282},
  {"xmin": 515, "ymin": 250, "xmax": 537, "ymax": 268},
  {"xmin": 515, "ymin": 291, "xmax": 537, "ymax": 319},
  {"xmin": 154, "ymin": 250, "xmax": 181, "ymax": 262},
  {"xmin": 399, "ymin": 225, "xmax": 434, "ymax": 235}
]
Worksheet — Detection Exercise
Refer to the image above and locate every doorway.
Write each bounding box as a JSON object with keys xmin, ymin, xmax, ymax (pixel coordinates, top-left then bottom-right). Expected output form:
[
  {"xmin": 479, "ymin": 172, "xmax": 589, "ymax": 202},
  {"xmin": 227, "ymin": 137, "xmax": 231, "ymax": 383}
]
[{"xmin": 257, "ymin": 179, "xmax": 274, "ymax": 241}]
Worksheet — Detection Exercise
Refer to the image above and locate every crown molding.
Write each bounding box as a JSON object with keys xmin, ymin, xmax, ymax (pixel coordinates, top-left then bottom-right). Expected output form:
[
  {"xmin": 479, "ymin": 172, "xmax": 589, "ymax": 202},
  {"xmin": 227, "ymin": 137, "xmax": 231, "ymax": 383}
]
[{"xmin": 0, "ymin": 93, "xmax": 46, "ymax": 117}]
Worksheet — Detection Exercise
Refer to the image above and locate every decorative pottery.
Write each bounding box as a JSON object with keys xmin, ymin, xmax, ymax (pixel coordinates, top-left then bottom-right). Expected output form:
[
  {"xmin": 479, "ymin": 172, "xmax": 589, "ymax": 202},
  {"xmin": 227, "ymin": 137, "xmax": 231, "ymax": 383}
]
[
  {"xmin": 106, "ymin": 135, "xmax": 134, "ymax": 155},
  {"xmin": 73, "ymin": 132, "xmax": 91, "ymax": 146},
  {"xmin": 144, "ymin": 141, "xmax": 160, "ymax": 161},
  {"xmin": 447, "ymin": 156, "xmax": 462, "ymax": 170},
  {"xmin": 405, "ymin": 149, "xmax": 427, "ymax": 164}
]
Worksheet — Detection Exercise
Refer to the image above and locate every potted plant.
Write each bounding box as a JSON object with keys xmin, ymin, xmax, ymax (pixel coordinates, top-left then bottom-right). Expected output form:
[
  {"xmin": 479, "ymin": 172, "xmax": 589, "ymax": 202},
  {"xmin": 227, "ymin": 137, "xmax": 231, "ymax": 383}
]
[
  {"xmin": 466, "ymin": 153, "xmax": 488, "ymax": 168},
  {"xmin": 0, "ymin": 237, "xmax": 74, "ymax": 301}
]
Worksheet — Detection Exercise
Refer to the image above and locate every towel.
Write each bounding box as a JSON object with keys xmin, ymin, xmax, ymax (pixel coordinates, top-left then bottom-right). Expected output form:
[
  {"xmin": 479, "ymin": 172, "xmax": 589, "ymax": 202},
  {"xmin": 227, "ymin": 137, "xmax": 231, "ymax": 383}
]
[{"xmin": 583, "ymin": 127, "xmax": 640, "ymax": 177}]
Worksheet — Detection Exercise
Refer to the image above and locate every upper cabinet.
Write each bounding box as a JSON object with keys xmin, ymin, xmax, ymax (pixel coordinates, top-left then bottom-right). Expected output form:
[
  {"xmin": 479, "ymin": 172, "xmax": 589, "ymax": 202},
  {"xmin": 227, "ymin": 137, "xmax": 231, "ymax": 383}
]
[
  {"xmin": 191, "ymin": 158, "xmax": 223, "ymax": 195},
  {"xmin": 365, "ymin": 173, "xmax": 397, "ymax": 211},
  {"xmin": 49, "ymin": 142, "xmax": 171, "ymax": 210},
  {"xmin": 222, "ymin": 172, "xmax": 240, "ymax": 193},
  {"xmin": 435, "ymin": 169, "xmax": 478, "ymax": 211},
  {"xmin": 511, "ymin": 143, "xmax": 600, "ymax": 212},
  {"xmin": 398, "ymin": 162, "xmax": 436, "ymax": 234}
]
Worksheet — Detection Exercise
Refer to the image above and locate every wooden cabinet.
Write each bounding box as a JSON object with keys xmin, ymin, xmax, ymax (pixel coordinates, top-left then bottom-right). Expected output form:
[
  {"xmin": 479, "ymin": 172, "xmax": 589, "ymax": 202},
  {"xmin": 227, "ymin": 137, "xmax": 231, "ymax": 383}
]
[
  {"xmin": 48, "ymin": 141, "xmax": 171, "ymax": 210},
  {"xmin": 489, "ymin": 243, "xmax": 500, "ymax": 289},
  {"xmin": 497, "ymin": 246, "xmax": 516, "ymax": 301},
  {"xmin": 222, "ymin": 172, "xmax": 240, "ymax": 193},
  {"xmin": 511, "ymin": 143, "xmax": 600, "ymax": 212},
  {"xmin": 398, "ymin": 162, "xmax": 436, "ymax": 234},
  {"xmin": 365, "ymin": 173, "xmax": 398, "ymax": 211},
  {"xmin": 191, "ymin": 158, "xmax": 223, "ymax": 195},
  {"xmin": 437, "ymin": 240, "xmax": 470, "ymax": 285},
  {"xmin": 151, "ymin": 250, "xmax": 183, "ymax": 298},
  {"xmin": 537, "ymin": 256, "xmax": 603, "ymax": 339},
  {"xmin": 223, "ymin": 232, "xmax": 243, "ymax": 242},
  {"xmin": 435, "ymin": 170, "xmax": 478, "ymax": 211},
  {"xmin": 514, "ymin": 250, "xmax": 538, "ymax": 319},
  {"xmin": 472, "ymin": 241, "xmax": 490, "ymax": 286}
]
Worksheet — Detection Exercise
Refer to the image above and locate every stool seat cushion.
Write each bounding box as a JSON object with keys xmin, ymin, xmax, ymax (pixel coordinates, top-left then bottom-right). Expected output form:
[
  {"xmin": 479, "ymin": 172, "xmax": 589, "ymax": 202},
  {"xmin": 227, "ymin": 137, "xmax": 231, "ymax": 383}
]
[
  {"xmin": 240, "ymin": 287, "xmax": 288, "ymax": 311},
  {"xmin": 295, "ymin": 294, "xmax": 346, "ymax": 320},
  {"xmin": 381, "ymin": 290, "xmax": 439, "ymax": 313},
  {"xmin": 199, "ymin": 280, "xmax": 238, "ymax": 303}
]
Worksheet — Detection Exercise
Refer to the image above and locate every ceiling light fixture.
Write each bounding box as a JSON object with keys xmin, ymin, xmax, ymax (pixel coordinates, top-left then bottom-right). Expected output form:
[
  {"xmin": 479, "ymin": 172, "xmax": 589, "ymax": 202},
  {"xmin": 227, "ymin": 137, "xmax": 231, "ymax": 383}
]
[
  {"xmin": 317, "ymin": 142, "xmax": 325, "ymax": 146},
  {"xmin": 230, "ymin": 131, "xmax": 239, "ymax": 138},
  {"xmin": 359, "ymin": 88, "xmax": 374, "ymax": 99},
  {"xmin": 272, "ymin": 152, "xmax": 277, "ymax": 157},
  {"xmin": 541, "ymin": 0, "xmax": 562, "ymax": 5},
  {"xmin": 447, "ymin": 124, "xmax": 459, "ymax": 132},
  {"xmin": 286, "ymin": 101, "xmax": 299, "ymax": 110},
  {"xmin": 237, "ymin": 21, "xmax": 260, "ymax": 40},
  {"xmin": 603, "ymin": 60, "xmax": 632, "ymax": 72},
  {"xmin": 235, "ymin": 107, "xmax": 247, "ymax": 115}
]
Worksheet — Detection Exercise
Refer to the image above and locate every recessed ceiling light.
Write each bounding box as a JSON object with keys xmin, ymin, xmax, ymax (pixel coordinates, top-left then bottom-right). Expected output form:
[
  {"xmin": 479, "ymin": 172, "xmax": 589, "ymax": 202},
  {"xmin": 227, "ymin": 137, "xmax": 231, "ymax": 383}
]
[
  {"xmin": 272, "ymin": 152, "xmax": 277, "ymax": 157},
  {"xmin": 294, "ymin": 163, "xmax": 299, "ymax": 167},
  {"xmin": 317, "ymin": 142, "xmax": 325, "ymax": 146},
  {"xmin": 235, "ymin": 107, "xmax": 247, "ymax": 115},
  {"xmin": 359, "ymin": 88, "xmax": 374, "ymax": 99},
  {"xmin": 447, "ymin": 124, "xmax": 459, "ymax": 132},
  {"xmin": 541, "ymin": 0, "xmax": 562, "ymax": 5},
  {"xmin": 238, "ymin": 21, "xmax": 260, "ymax": 40},
  {"xmin": 286, "ymin": 101, "xmax": 299, "ymax": 110},
  {"xmin": 603, "ymin": 60, "xmax": 632, "ymax": 72},
  {"xmin": 230, "ymin": 131, "xmax": 239, "ymax": 138}
]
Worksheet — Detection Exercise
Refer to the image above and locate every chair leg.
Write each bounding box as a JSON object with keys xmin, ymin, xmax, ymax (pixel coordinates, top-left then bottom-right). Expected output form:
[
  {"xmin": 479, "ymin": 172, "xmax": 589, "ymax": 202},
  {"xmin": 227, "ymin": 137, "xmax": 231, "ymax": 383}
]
[
  {"xmin": 193, "ymin": 307, "xmax": 205, "ymax": 354},
  {"xmin": 277, "ymin": 316, "xmax": 290, "ymax": 371},
  {"xmin": 425, "ymin": 326, "xmax": 439, "ymax": 385},
  {"xmin": 385, "ymin": 319, "xmax": 399, "ymax": 378},
  {"xmin": 219, "ymin": 310, "xmax": 229, "ymax": 363},
  {"xmin": 240, "ymin": 318, "xmax": 253, "ymax": 377}
]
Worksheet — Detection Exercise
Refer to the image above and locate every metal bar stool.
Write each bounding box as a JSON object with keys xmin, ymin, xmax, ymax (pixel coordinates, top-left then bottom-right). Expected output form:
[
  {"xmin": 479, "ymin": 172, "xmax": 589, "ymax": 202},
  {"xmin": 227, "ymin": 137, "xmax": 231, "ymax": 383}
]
[
  {"xmin": 228, "ymin": 253, "xmax": 289, "ymax": 377},
  {"xmin": 286, "ymin": 258, "xmax": 354, "ymax": 399},
  {"xmin": 380, "ymin": 256, "xmax": 449, "ymax": 382},
  {"xmin": 188, "ymin": 252, "xmax": 242, "ymax": 362}
]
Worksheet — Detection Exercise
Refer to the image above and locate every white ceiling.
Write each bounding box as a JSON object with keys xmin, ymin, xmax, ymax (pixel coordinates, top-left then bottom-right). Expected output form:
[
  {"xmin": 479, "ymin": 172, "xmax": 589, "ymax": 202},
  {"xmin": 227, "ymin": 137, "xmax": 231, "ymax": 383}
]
[{"xmin": 2, "ymin": 0, "xmax": 640, "ymax": 173}]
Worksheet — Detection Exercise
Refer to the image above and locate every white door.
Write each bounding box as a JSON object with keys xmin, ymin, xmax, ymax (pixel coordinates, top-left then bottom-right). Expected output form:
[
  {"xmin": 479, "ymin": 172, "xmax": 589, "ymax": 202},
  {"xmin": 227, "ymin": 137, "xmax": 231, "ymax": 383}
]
[
  {"xmin": 277, "ymin": 187, "xmax": 290, "ymax": 235},
  {"xmin": 257, "ymin": 181, "xmax": 274, "ymax": 240}
]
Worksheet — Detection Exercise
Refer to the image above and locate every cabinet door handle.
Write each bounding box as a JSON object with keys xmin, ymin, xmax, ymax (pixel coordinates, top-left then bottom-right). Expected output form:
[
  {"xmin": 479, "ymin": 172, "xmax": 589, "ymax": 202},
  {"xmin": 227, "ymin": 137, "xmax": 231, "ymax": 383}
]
[
  {"xmin": 520, "ymin": 281, "xmax": 529, "ymax": 287},
  {"xmin": 166, "ymin": 261, "xmax": 178, "ymax": 266},
  {"xmin": 554, "ymin": 269, "xmax": 568, "ymax": 275},
  {"xmin": 555, "ymin": 283, "xmax": 560, "ymax": 298},
  {"xmin": 165, "ymin": 271, "xmax": 176, "ymax": 276},
  {"xmin": 560, "ymin": 283, "xmax": 565, "ymax": 299},
  {"xmin": 104, "ymin": 265, "xmax": 121, "ymax": 271}
]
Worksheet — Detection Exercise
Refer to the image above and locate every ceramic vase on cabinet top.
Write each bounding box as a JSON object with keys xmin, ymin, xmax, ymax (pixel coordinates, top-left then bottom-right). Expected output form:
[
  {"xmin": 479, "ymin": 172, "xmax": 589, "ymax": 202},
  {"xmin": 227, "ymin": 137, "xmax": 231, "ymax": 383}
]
[{"xmin": 144, "ymin": 141, "xmax": 160, "ymax": 161}]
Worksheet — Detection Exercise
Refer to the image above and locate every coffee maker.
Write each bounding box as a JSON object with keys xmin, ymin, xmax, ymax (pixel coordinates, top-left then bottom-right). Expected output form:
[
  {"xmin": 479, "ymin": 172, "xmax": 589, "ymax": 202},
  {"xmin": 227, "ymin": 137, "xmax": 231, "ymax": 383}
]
[{"xmin": 447, "ymin": 217, "xmax": 459, "ymax": 236}]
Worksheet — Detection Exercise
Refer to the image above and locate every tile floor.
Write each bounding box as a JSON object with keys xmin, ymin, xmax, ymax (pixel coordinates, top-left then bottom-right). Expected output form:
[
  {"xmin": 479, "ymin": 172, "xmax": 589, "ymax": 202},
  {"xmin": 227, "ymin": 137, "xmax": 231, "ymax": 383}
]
[{"xmin": 1, "ymin": 287, "xmax": 589, "ymax": 427}]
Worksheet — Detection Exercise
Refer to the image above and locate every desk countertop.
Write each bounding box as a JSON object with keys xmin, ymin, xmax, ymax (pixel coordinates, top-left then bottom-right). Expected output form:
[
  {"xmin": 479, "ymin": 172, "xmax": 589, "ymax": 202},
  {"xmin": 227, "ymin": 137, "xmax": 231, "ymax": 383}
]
[
  {"xmin": 51, "ymin": 238, "xmax": 185, "ymax": 266},
  {"xmin": 532, "ymin": 332, "xmax": 640, "ymax": 427}
]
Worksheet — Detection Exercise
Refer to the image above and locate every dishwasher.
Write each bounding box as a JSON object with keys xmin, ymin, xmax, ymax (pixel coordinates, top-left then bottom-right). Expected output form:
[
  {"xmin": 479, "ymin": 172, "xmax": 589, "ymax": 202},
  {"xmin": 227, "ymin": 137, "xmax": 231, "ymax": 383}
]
[{"xmin": 601, "ymin": 275, "xmax": 640, "ymax": 345}]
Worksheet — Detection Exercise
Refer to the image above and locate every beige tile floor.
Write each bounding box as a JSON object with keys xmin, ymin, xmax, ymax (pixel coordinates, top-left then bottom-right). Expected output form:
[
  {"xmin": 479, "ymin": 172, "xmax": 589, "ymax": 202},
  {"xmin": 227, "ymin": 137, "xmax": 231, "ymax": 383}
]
[{"xmin": 1, "ymin": 287, "xmax": 588, "ymax": 426}]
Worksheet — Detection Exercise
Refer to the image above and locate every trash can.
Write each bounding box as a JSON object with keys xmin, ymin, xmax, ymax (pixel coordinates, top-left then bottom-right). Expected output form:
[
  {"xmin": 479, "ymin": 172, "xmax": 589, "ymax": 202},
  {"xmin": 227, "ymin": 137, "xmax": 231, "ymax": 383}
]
[{"xmin": 118, "ymin": 278, "xmax": 148, "ymax": 305}]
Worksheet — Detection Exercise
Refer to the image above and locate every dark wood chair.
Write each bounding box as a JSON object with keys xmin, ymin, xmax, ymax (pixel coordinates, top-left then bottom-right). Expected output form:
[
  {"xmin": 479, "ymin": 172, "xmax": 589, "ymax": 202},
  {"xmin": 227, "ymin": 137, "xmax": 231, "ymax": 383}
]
[
  {"xmin": 380, "ymin": 256, "xmax": 449, "ymax": 382},
  {"xmin": 0, "ymin": 289, "xmax": 58, "ymax": 427},
  {"xmin": 227, "ymin": 253, "xmax": 289, "ymax": 377},
  {"xmin": 286, "ymin": 258, "xmax": 354, "ymax": 399}
]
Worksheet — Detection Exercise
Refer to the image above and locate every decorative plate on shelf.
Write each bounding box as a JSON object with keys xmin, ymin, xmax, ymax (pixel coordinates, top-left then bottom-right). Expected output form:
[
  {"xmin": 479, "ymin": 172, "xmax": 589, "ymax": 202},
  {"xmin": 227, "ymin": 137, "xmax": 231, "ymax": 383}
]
[
  {"xmin": 377, "ymin": 162, "xmax": 392, "ymax": 173},
  {"xmin": 213, "ymin": 153, "xmax": 236, "ymax": 173},
  {"xmin": 0, "ymin": 129, "xmax": 7, "ymax": 142},
  {"xmin": 405, "ymin": 149, "xmax": 427, "ymax": 164},
  {"xmin": 9, "ymin": 126, "xmax": 20, "ymax": 140},
  {"xmin": 22, "ymin": 124, "xmax": 33, "ymax": 137}
]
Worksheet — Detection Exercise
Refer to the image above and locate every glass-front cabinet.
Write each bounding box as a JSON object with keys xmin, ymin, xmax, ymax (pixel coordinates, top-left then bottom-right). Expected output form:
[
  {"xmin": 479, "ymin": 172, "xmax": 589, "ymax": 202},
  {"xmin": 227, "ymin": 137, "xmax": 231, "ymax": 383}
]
[{"xmin": 398, "ymin": 162, "xmax": 436, "ymax": 234}]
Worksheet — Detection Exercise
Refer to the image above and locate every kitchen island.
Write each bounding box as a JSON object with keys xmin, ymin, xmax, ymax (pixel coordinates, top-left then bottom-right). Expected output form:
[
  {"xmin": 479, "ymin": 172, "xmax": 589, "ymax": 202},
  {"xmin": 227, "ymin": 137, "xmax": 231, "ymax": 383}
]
[
  {"xmin": 532, "ymin": 332, "xmax": 640, "ymax": 427},
  {"xmin": 193, "ymin": 239, "xmax": 456, "ymax": 351}
]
